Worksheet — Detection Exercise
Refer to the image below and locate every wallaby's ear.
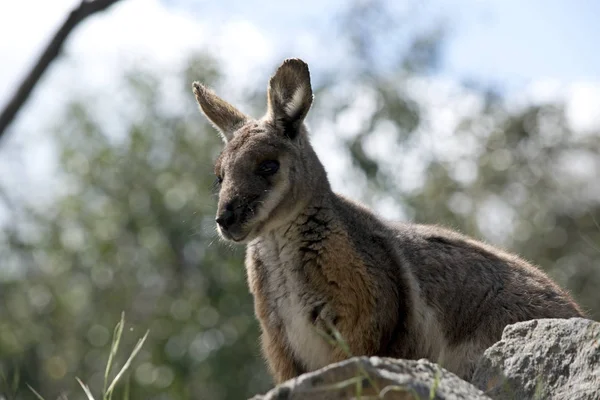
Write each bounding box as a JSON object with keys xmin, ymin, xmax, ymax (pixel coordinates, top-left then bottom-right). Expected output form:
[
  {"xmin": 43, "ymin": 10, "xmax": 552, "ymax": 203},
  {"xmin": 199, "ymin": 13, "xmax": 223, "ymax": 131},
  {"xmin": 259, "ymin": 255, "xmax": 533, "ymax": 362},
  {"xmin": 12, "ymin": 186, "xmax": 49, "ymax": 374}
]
[
  {"xmin": 267, "ymin": 58, "xmax": 313, "ymax": 139},
  {"xmin": 192, "ymin": 82, "xmax": 248, "ymax": 143}
]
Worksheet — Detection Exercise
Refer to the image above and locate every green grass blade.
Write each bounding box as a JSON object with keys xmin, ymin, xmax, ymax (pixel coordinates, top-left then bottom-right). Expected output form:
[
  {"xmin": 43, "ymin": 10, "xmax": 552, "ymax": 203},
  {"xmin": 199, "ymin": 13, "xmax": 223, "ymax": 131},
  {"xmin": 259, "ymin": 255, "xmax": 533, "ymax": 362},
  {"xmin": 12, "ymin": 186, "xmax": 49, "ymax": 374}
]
[
  {"xmin": 105, "ymin": 330, "xmax": 149, "ymax": 397},
  {"xmin": 26, "ymin": 384, "xmax": 46, "ymax": 400},
  {"xmin": 122, "ymin": 374, "xmax": 131, "ymax": 400},
  {"xmin": 300, "ymin": 375, "xmax": 364, "ymax": 392},
  {"xmin": 314, "ymin": 323, "xmax": 381, "ymax": 394},
  {"xmin": 104, "ymin": 312, "xmax": 125, "ymax": 398},
  {"xmin": 12, "ymin": 368, "xmax": 20, "ymax": 393},
  {"xmin": 328, "ymin": 323, "xmax": 352, "ymax": 357},
  {"xmin": 379, "ymin": 384, "xmax": 422, "ymax": 399},
  {"xmin": 355, "ymin": 375, "xmax": 363, "ymax": 399},
  {"xmin": 429, "ymin": 367, "xmax": 441, "ymax": 400},
  {"xmin": 77, "ymin": 377, "xmax": 96, "ymax": 400}
]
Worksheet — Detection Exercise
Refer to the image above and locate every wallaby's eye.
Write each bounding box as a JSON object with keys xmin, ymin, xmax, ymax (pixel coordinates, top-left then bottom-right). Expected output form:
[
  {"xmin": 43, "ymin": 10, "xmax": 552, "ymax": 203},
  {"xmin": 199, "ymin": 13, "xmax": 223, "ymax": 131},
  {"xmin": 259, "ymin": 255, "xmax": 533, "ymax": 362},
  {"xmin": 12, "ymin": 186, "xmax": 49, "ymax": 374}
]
[
  {"xmin": 256, "ymin": 160, "xmax": 280, "ymax": 176},
  {"xmin": 216, "ymin": 175, "xmax": 223, "ymax": 185}
]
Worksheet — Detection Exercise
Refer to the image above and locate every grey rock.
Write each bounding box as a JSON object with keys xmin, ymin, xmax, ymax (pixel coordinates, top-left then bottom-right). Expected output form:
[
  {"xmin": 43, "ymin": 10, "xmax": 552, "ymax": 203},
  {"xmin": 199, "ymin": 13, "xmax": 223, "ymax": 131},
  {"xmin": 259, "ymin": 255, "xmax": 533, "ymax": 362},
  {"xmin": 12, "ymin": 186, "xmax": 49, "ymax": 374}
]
[
  {"xmin": 472, "ymin": 318, "xmax": 600, "ymax": 400},
  {"xmin": 250, "ymin": 356, "xmax": 490, "ymax": 400}
]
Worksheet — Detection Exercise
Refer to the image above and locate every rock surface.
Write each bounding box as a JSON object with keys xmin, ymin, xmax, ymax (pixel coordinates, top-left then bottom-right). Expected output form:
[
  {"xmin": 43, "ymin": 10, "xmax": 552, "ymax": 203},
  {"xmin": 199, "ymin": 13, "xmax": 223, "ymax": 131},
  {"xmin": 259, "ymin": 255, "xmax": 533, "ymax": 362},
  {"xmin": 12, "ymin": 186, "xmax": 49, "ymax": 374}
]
[
  {"xmin": 250, "ymin": 357, "xmax": 490, "ymax": 400},
  {"xmin": 472, "ymin": 318, "xmax": 600, "ymax": 400}
]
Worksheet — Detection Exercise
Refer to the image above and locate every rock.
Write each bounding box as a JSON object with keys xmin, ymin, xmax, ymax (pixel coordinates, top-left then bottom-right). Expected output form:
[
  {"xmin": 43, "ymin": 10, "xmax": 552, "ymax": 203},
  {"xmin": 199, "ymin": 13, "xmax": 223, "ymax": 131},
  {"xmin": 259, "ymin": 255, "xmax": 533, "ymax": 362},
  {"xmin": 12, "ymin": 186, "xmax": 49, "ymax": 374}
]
[
  {"xmin": 472, "ymin": 318, "xmax": 600, "ymax": 400},
  {"xmin": 250, "ymin": 357, "xmax": 490, "ymax": 400}
]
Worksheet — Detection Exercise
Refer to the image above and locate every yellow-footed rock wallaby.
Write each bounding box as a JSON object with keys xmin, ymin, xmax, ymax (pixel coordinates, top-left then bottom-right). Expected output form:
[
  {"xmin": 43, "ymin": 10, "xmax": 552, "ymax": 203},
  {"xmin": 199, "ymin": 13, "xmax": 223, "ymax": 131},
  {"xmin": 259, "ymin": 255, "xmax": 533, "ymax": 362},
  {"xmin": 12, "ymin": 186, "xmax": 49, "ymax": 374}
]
[{"xmin": 192, "ymin": 59, "xmax": 583, "ymax": 383}]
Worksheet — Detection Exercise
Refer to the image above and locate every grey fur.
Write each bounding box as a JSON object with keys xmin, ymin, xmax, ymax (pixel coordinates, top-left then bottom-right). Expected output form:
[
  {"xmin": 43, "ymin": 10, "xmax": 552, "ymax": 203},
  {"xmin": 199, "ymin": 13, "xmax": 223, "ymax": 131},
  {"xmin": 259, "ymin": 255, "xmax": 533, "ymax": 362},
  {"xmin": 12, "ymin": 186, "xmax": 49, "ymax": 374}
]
[{"xmin": 192, "ymin": 58, "xmax": 584, "ymax": 384}]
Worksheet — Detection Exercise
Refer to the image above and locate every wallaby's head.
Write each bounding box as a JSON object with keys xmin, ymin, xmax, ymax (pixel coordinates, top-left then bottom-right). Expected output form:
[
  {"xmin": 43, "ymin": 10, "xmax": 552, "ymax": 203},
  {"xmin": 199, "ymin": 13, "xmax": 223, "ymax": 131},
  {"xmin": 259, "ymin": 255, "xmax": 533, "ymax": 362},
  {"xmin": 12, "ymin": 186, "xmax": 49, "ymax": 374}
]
[{"xmin": 193, "ymin": 59, "xmax": 327, "ymax": 243}]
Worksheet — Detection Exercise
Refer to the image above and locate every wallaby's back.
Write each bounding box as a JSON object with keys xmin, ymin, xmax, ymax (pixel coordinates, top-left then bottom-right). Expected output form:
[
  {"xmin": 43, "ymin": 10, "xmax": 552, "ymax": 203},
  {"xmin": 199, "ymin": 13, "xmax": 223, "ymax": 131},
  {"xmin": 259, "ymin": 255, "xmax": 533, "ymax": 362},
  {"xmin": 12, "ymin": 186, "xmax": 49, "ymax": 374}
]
[
  {"xmin": 326, "ymin": 194, "xmax": 583, "ymax": 378},
  {"xmin": 389, "ymin": 221, "xmax": 582, "ymax": 375}
]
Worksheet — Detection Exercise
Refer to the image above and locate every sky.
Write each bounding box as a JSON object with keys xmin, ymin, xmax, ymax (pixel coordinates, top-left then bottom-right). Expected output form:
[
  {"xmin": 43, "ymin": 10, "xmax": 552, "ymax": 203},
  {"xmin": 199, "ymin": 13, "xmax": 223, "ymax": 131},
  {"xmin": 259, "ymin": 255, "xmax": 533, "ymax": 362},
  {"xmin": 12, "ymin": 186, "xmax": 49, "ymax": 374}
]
[
  {"xmin": 442, "ymin": 0, "xmax": 600, "ymax": 86},
  {"xmin": 2, "ymin": 0, "xmax": 600, "ymax": 111},
  {"xmin": 0, "ymin": 0, "xmax": 599, "ymax": 211}
]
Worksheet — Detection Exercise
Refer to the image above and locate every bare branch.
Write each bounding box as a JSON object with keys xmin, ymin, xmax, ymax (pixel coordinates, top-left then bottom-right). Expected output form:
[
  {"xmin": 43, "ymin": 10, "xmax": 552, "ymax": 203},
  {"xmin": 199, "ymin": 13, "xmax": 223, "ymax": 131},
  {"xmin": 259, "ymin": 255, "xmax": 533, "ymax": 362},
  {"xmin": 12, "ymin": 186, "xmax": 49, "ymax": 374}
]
[{"xmin": 0, "ymin": 0, "xmax": 125, "ymax": 141}]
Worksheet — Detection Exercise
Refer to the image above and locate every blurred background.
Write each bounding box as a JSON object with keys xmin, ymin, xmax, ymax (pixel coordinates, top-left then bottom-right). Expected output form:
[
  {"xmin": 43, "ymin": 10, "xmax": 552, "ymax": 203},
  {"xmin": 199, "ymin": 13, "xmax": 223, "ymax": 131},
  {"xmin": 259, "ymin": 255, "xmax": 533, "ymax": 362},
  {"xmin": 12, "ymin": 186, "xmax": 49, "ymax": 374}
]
[{"xmin": 1, "ymin": 0, "xmax": 599, "ymax": 398}]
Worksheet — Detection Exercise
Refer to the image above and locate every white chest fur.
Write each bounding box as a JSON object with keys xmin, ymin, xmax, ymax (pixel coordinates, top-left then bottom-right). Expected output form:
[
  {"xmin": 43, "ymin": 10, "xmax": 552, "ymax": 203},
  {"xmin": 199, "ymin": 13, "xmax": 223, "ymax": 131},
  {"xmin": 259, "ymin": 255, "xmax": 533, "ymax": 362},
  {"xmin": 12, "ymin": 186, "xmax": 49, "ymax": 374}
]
[
  {"xmin": 258, "ymin": 235, "xmax": 334, "ymax": 371},
  {"xmin": 278, "ymin": 289, "xmax": 333, "ymax": 370}
]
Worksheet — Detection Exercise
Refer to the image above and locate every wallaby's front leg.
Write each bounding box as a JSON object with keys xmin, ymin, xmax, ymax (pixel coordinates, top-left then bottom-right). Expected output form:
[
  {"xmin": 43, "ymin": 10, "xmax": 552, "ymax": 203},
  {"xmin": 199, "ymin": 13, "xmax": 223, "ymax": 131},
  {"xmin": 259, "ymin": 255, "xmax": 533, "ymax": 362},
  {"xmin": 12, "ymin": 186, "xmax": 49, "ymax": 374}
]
[
  {"xmin": 260, "ymin": 326, "xmax": 302, "ymax": 383},
  {"xmin": 248, "ymin": 260, "xmax": 302, "ymax": 382},
  {"xmin": 255, "ymin": 292, "xmax": 302, "ymax": 382}
]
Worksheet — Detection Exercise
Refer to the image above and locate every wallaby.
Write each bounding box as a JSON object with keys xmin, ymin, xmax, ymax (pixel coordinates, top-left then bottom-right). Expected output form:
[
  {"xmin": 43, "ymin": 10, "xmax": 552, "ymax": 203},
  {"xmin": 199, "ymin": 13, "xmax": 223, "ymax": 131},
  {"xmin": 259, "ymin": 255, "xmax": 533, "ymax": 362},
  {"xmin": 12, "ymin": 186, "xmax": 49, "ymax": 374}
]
[{"xmin": 192, "ymin": 58, "xmax": 584, "ymax": 383}]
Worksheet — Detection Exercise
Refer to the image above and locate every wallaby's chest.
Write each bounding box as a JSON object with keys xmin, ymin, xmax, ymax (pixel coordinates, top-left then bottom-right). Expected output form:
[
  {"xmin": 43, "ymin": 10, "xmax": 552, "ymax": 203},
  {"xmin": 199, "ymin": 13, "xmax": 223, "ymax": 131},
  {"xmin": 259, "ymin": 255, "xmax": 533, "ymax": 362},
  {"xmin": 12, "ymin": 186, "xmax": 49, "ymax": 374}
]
[{"xmin": 254, "ymin": 238, "xmax": 334, "ymax": 371}]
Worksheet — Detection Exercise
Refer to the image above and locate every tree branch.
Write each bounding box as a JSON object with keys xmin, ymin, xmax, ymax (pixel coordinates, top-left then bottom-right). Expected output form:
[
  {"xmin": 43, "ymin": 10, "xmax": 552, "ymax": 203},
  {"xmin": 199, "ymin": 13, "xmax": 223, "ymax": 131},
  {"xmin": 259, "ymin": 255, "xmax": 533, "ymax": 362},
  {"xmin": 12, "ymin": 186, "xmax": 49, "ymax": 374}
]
[{"xmin": 0, "ymin": 0, "xmax": 124, "ymax": 141}]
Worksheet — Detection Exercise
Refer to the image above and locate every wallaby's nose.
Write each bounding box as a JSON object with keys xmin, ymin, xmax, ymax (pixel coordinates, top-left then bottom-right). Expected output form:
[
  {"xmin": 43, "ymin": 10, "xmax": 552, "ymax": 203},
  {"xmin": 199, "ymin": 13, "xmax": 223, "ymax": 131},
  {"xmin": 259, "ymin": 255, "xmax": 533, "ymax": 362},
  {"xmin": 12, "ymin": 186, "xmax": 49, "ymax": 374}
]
[{"xmin": 216, "ymin": 205, "xmax": 236, "ymax": 230}]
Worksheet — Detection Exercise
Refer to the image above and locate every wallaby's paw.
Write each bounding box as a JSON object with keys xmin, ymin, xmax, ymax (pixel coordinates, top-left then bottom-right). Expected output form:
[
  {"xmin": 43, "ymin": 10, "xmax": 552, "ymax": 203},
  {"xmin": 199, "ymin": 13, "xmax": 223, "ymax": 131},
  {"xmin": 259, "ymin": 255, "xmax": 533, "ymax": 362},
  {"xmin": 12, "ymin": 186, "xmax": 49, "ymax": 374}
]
[{"xmin": 310, "ymin": 302, "xmax": 339, "ymax": 337}]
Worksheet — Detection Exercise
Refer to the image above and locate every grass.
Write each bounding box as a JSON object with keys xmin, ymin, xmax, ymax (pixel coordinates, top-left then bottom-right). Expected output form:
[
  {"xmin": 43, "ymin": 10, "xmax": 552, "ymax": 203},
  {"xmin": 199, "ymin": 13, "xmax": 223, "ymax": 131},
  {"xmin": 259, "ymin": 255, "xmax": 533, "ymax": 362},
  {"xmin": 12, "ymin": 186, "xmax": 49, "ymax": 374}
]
[
  {"xmin": 314, "ymin": 321, "xmax": 441, "ymax": 400},
  {"xmin": 1, "ymin": 367, "xmax": 21, "ymax": 397},
  {"xmin": 25, "ymin": 312, "xmax": 148, "ymax": 400}
]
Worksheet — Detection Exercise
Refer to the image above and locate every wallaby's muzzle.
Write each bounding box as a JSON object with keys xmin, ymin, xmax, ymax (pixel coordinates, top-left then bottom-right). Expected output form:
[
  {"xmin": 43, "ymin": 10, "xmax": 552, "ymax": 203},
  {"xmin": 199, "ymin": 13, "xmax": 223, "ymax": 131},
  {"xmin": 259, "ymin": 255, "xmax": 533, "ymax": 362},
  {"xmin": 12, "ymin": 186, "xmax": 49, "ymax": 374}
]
[
  {"xmin": 215, "ymin": 196, "xmax": 259, "ymax": 242},
  {"xmin": 215, "ymin": 205, "xmax": 235, "ymax": 230}
]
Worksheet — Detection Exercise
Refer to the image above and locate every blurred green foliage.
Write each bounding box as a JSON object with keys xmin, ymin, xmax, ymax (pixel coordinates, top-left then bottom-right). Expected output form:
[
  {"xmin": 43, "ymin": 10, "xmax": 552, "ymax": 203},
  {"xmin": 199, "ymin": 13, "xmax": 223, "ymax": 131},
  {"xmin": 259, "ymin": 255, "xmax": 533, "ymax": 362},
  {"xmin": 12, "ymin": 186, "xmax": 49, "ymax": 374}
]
[
  {"xmin": 0, "ymin": 2, "xmax": 599, "ymax": 399},
  {"xmin": 1, "ymin": 59, "xmax": 269, "ymax": 399}
]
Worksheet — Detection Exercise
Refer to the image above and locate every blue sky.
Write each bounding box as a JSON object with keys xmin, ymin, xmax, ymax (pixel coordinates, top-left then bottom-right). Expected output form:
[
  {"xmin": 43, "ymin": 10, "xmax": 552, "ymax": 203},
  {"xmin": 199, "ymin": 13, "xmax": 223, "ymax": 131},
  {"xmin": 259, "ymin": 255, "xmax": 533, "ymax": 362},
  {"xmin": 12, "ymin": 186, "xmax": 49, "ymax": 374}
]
[
  {"xmin": 167, "ymin": 0, "xmax": 600, "ymax": 88},
  {"xmin": 2, "ymin": 0, "xmax": 600, "ymax": 106},
  {"xmin": 441, "ymin": 0, "xmax": 600, "ymax": 87},
  {"xmin": 0, "ymin": 0, "xmax": 599, "ymax": 212}
]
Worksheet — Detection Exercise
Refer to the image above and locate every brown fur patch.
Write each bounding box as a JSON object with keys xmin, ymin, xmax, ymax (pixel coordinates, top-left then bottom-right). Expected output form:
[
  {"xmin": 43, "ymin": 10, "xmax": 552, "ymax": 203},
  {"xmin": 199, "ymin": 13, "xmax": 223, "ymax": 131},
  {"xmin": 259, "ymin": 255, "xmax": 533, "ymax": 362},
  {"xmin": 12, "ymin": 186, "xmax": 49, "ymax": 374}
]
[{"xmin": 317, "ymin": 229, "xmax": 379, "ymax": 356}]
